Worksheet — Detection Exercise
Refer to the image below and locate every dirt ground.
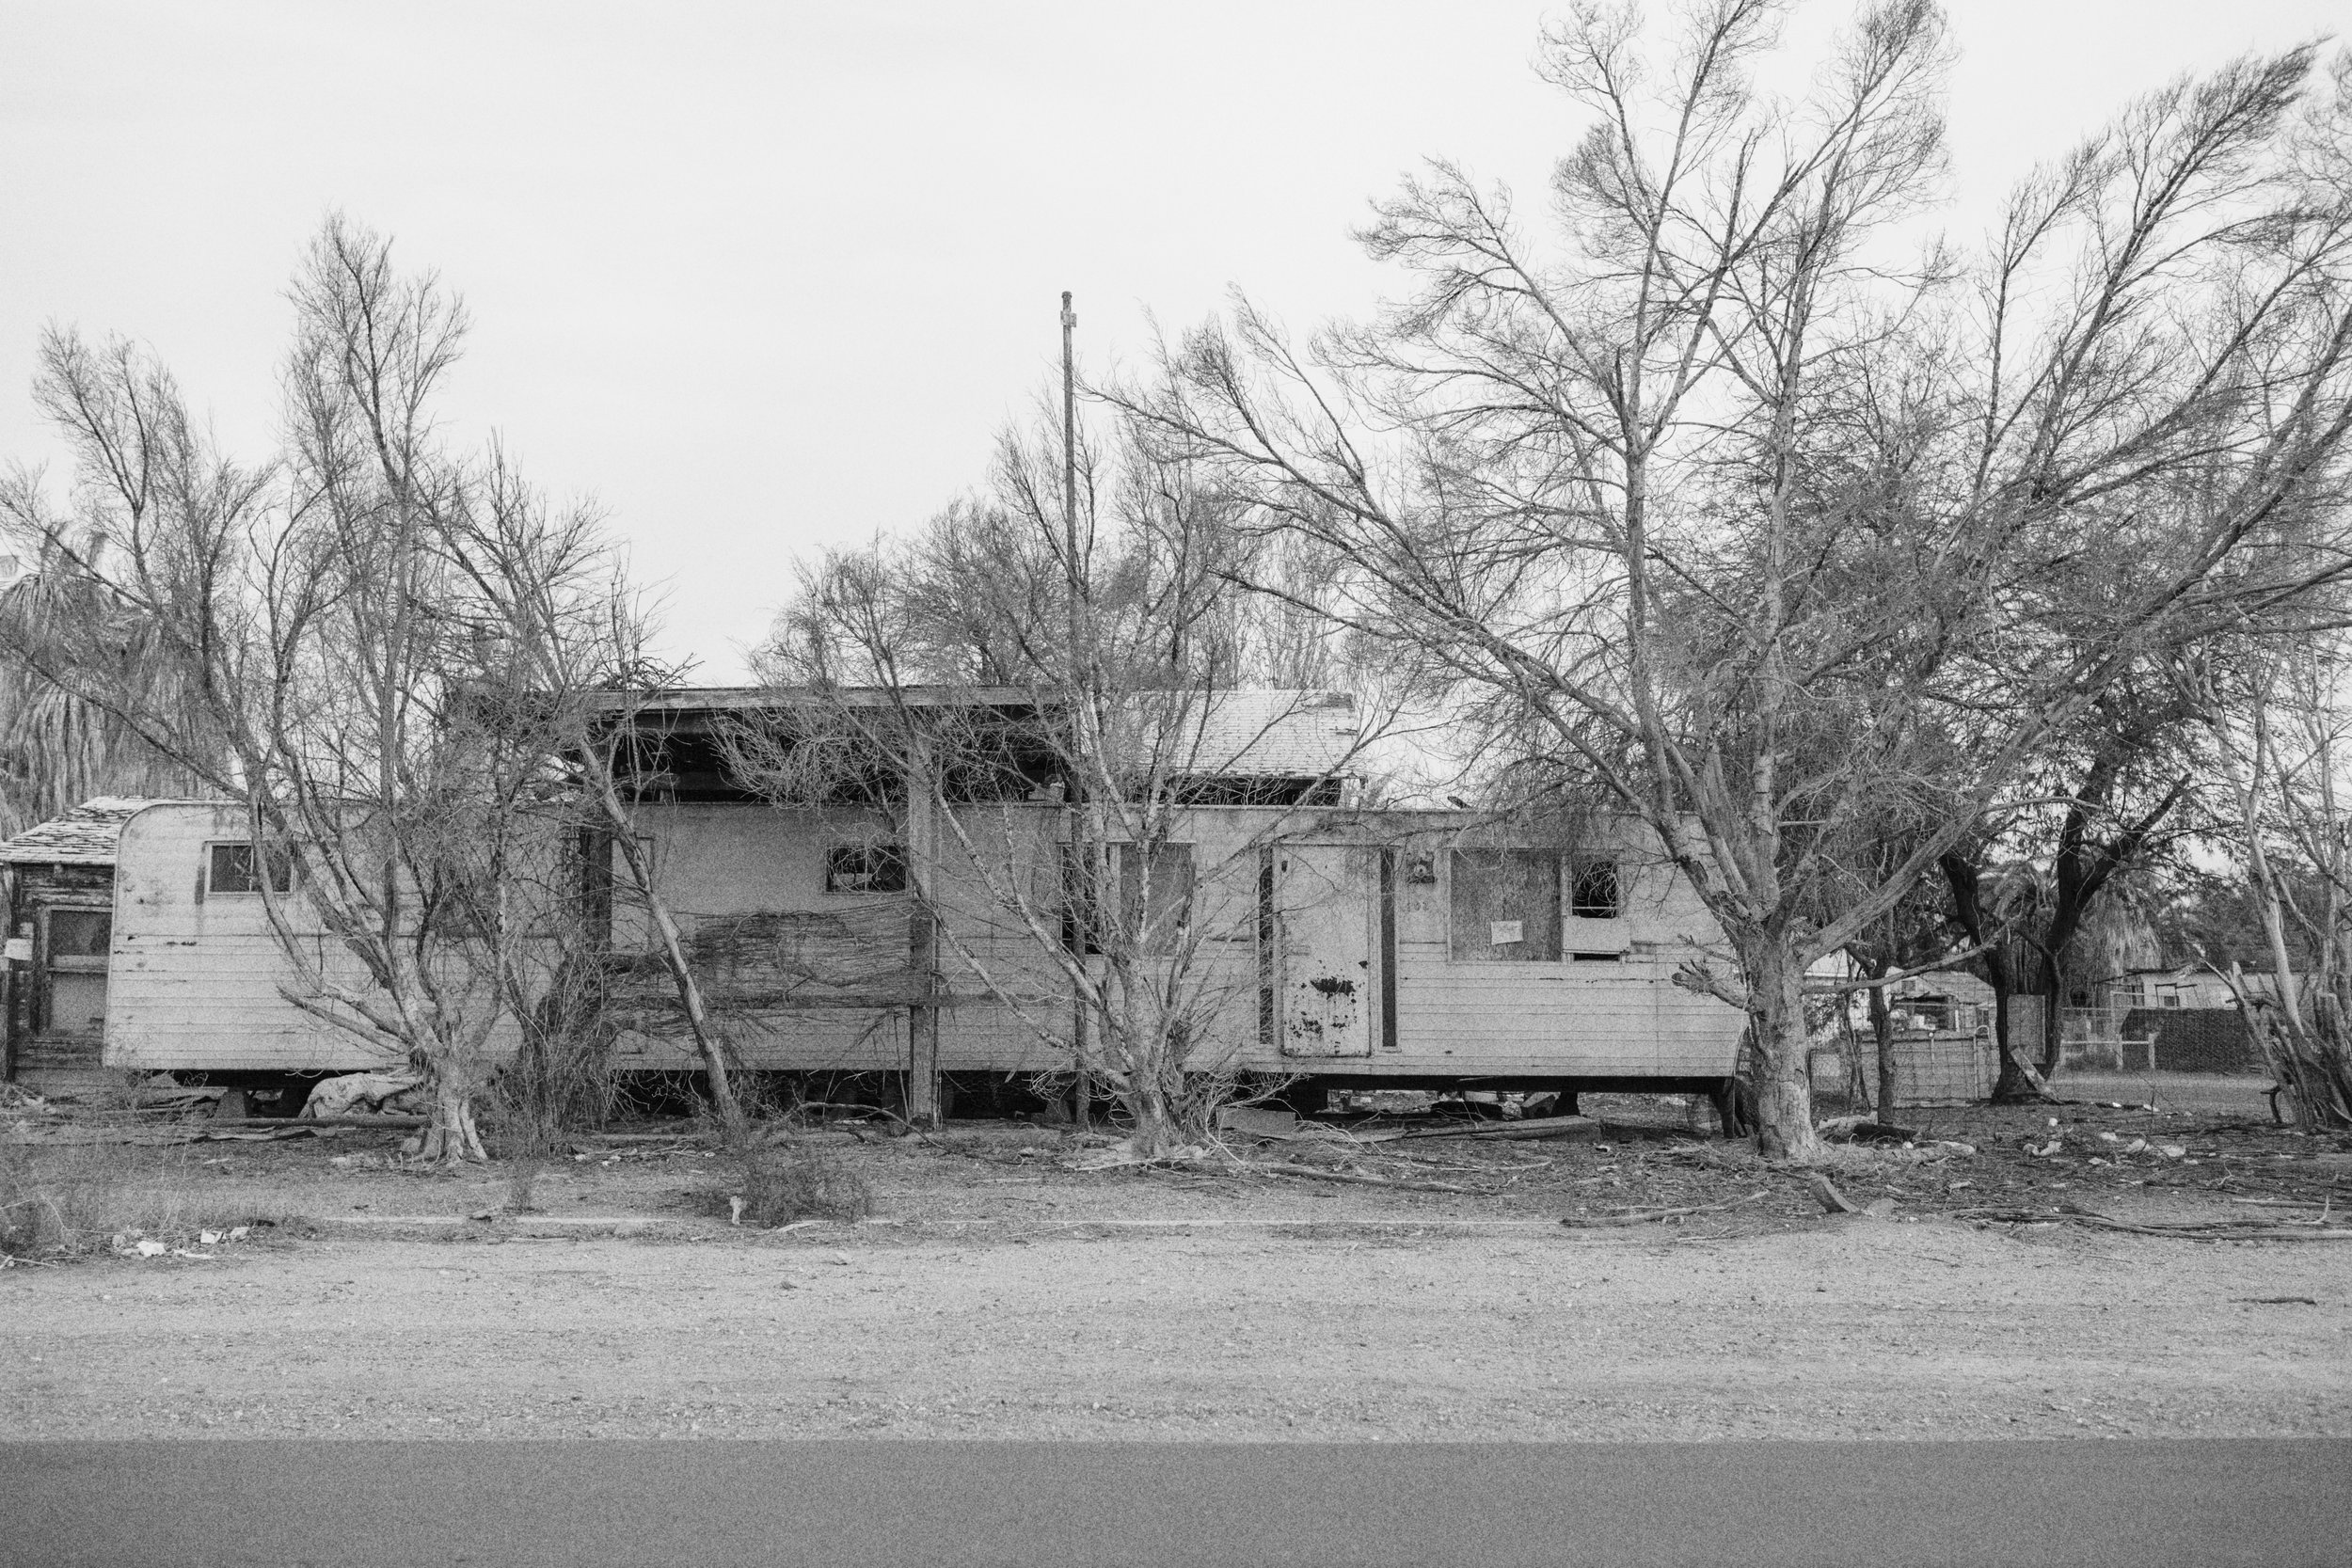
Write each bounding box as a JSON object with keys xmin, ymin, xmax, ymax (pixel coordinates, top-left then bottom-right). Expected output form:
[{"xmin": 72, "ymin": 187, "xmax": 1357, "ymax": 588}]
[{"xmin": 4, "ymin": 1073, "xmax": 2347, "ymax": 1442}]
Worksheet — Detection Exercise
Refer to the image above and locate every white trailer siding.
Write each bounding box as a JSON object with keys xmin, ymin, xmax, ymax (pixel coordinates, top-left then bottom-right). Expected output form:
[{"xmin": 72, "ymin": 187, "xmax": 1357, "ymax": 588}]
[
  {"xmin": 105, "ymin": 804, "xmax": 391, "ymax": 1073},
  {"xmin": 103, "ymin": 796, "xmax": 1742, "ymax": 1087}
]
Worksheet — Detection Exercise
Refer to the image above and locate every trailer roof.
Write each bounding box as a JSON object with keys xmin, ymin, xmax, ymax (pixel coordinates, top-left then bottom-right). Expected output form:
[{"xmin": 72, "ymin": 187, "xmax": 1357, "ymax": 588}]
[
  {"xmin": 589, "ymin": 687, "xmax": 1364, "ymax": 782},
  {"xmin": 0, "ymin": 797, "xmax": 192, "ymax": 867}
]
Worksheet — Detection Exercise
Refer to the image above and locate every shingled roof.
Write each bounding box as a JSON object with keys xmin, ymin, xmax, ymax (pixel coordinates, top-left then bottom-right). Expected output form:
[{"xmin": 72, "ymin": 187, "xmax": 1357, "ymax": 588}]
[{"xmin": 0, "ymin": 798, "xmax": 175, "ymax": 867}]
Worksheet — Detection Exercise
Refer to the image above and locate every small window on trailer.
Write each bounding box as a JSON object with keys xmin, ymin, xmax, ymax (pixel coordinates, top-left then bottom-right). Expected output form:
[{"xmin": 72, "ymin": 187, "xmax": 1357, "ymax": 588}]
[
  {"xmin": 207, "ymin": 842, "xmax": 293, "ymax": 895},
  {"xmin": 1569, "ymin": 859, "xmax": 1622, "ymax": 920},
  {"xmin": 1448, "ymin": 848, "xmax": 1562, "ymax": 961},
  {"xmin": 824, "ymin": 843, "xmax": 908, "ymax": 895}
]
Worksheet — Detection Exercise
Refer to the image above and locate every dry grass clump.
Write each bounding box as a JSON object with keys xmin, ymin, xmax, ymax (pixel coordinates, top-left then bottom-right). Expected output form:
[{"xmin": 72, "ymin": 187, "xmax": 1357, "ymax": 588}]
[
  {"xmin": 733, "ymin": 1141, "xmax": 875, "ymax": 1227},
  {"xmin": 1, "ymin": 1140, "xmax": 281, "ymax": 1259}
]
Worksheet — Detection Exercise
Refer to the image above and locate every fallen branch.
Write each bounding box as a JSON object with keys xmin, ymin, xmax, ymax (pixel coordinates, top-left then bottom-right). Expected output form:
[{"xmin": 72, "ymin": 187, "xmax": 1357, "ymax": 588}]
[
  {"xmin": 1246, "ymin": 1162, "xmax": 1491, "ymax": 1196},
  {"xmin": 1400, "ymin": 1117, "xmax": 1629, "ymax": 1143},
  {"xmin": 232, "ymin": 1115, "xmax": 427, "ymax": 1130},
  {"xmin": 1951, "ymin": 1204, "xmax": 2352, "ymax": 1243},
  {"xmin": 1561, "ymin": 1191, "xmax": 1771, "ymax": 1227}
]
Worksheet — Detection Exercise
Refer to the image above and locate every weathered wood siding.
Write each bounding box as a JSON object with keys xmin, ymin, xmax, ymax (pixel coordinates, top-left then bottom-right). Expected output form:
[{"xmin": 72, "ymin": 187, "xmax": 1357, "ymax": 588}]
[{"xmin": 612, "ymin": 801, "xmax": 1741, "ymax": 1082}]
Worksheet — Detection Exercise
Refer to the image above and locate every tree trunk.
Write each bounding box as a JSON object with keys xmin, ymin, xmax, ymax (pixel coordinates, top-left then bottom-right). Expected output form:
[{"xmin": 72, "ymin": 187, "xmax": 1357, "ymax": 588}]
[
  {"xmin": 2035, "ymin": 950, "xmax": 2069, "ymax": 1081},
  {"xmin": 1743, "ymin": 941, "xmax": 1820, "ymax": 1160},
  {"xmin": 409, "ymin": 1059, "xmax": 488, "ymax": 1164},
  {"xmin": 603, "ymin": 813, "xmax": 745, "ymax": 1142},
  {"xmin": 1940, "ymin": 852, "xmax": 2048, "ymax": 1103},
  {"xmin": 1869, "ymin": 982, "xmax": 1898, "ymax": 1122},
  {"xmin": 1987, "ymin": 976, "xmax": 2048, "ymax": 1102},
  {"xmin": 1123, "ymin": 1067, "xmax": 1185, "ymax": 1160}
]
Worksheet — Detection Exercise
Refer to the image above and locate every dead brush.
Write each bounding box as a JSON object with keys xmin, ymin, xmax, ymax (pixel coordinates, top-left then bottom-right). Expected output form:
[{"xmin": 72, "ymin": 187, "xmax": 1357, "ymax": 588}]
[
  {"xmin": 487, "ymin": 976, "xmax": 621, "ymax": 1213},
  {"xmin": 1, "ymin": 1139, "xmax": 280, "ymax": 1259},
  {"xmin": 730, "ymin": 1140, "xmax": 874, "ymax": 1227}
]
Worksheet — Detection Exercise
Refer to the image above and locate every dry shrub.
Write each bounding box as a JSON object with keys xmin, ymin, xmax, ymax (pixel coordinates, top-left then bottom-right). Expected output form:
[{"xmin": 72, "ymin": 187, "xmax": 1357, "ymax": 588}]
[
  {"xmin": 1, "ymin": 1140, "xmax": 284, "ymax": 1259},
  {"xmin": 489, "ymin": 972, "xmax": 620, "ymax": 1211},
  {"xmin": 736, "ymin": 1141, "xmax": 874, "ymax": 1227}
]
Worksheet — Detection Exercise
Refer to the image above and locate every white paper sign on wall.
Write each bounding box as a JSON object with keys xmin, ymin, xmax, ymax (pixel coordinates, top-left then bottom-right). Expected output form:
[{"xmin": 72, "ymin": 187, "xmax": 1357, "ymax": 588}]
[
  {"xmin": 3, "ymin": 938, "xmax": 30, "ymax": 961},
  {"xmin": 1488, "ymin": 920, "xmax": 1523, "ymax": 946}
]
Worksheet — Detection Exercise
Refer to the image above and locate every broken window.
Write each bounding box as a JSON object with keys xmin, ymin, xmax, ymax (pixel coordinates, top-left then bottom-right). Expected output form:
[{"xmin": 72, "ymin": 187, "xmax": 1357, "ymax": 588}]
[
  {"xmin": 1448, "ymin": 848, "xmax": 1561, "ymax": 961},
  {"xmin": 823, "ymin": 843, "xmax": 908, "ymax": 895},
  {"xmin": 1569, "ymin": 859, "xmax": 1621, "ymax": 920},
  {"xmin": 207, "ymin": 842, "xmax": 293, "ymax": 895}
]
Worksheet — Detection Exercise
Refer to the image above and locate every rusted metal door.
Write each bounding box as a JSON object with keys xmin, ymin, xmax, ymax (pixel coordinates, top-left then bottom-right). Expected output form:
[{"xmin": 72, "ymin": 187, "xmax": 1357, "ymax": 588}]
[{"xmin": 1273, "ymin": 845, "xmax": 1374, "ymax": 1058}]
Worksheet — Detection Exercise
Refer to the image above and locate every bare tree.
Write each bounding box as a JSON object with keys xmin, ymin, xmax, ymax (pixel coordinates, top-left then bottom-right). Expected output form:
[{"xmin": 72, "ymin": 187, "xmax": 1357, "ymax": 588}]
[
  {"xmin": 1118, "ymin": 5, "xmax": 2352, "ymax": 1155},
  {"xmin": 443, "ymin": 462, "xmax": 751, "ymax": 1137},
  {"xmin": 0, "ymin": 219, "xmax": 702, "ymax": 1158},
  {"xmin": 738, "ymin": 405, "xmax": 1370, "ymax": 1154}
]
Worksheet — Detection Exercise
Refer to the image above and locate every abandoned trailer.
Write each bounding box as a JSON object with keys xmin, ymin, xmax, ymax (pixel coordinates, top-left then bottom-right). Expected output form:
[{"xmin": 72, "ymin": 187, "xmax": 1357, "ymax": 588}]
[{"xmin": 0, "ymin": 689, "xmax": 1746, "ymax": 1121}]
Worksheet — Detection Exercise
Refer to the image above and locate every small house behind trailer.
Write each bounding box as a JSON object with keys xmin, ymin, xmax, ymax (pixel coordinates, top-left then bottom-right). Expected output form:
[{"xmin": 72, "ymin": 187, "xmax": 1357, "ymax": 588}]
[{"xmin": 0, "ymin": 798, "xmax": 166, "ymax": 1096}]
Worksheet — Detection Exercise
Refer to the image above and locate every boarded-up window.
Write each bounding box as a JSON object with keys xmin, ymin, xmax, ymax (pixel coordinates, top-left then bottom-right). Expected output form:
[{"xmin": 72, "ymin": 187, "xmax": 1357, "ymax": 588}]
[
  {"xmin": 1569, "ymin": 859, "xmax": 1621, "ymax": 920},
  {"xmin": 207, "ymin": 842, "xmax": 292, "ymax": 895},
  {"xmin": 823, "ymin": 843, "xmax": 908, "ymax": 895},
  {"xmin": 1449, "ymin": 849, "xmax": 1561, "ymax": 961},
  {"xmin": 1120, "ymin": 842, "xmax": 1196, "ymax": 954}
]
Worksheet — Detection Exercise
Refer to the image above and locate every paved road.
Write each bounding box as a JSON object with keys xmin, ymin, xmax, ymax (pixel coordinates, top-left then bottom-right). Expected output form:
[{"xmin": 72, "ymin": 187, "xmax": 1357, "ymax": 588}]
[{"xmin": 6, "ymin": 1437, "xmax": 2346, "ymax": 1567}]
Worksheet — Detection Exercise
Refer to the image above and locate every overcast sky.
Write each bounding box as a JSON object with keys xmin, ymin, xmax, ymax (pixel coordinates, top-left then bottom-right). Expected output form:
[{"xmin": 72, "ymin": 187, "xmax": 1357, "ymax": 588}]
[{"xmin": 2, "ymin": 1, "xmax": 2342, "ymax": 681}]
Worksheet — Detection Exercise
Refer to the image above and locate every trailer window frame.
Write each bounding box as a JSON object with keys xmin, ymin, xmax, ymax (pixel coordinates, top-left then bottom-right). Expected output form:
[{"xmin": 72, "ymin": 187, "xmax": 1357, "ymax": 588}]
[{"xmin": 204, "ymin": 841, "xmax": 294, "ymax": 897}]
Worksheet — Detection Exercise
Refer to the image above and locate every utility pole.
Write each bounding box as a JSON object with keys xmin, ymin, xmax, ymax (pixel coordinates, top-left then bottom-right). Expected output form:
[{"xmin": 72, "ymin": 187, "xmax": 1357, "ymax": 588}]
[
  {"xmin": 1062, "ymin": 291, "xmax": 1081, "ymax": 653},
  {"xmin": 1061, "ymin": 291, "xmax": 1092, "ymax": 1132}
]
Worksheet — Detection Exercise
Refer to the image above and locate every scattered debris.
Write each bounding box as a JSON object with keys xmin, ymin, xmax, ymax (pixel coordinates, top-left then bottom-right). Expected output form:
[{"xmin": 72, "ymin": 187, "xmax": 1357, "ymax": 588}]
[
  {"xmin": 301, "ymin": 1071, "xmax": 428, "ymax": 1119},
  {"xmin": 1818, "ymin": 1117, "xmax": 1920, "ymax": 1146}
]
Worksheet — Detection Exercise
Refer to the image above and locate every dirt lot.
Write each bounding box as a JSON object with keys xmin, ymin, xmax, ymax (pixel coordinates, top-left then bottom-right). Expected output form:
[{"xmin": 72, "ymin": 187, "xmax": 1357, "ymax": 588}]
[{"xmin": 4, "ymin": 1074, "xmax": 2347, "ymax": 1442}]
